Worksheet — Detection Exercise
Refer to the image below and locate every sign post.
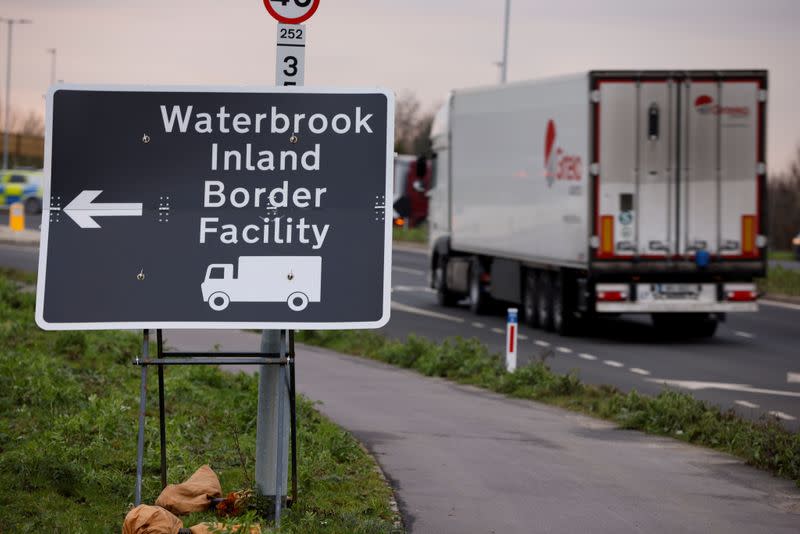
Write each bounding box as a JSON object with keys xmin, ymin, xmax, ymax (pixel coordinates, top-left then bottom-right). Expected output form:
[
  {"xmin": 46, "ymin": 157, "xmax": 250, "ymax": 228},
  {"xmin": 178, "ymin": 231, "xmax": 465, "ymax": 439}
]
[{"xmin": 260, "ymin": 1, "xmax": 317, "ymax": 524}]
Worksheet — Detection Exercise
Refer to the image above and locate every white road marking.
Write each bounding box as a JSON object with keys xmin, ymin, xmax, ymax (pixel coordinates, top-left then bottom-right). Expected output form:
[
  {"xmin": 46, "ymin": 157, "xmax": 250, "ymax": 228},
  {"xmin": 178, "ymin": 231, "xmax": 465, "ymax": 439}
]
[
  {"xmin": 734, "ymin": 330, "xmax": 754, "ymax": 339},
  {"xmin": 788, "ymin": 372, "xmax": 800, "ymax": 384},
  {"xmin": 578, "ymin": 353, "xmax": 597, "ymax": 361},
  {"xmin": 392, "ymin": 285, "xmax": 435, "ymax": 294},
  {"xmin": 491, "ymin": 327, "xmax": 504, "ymax": 334},
  {"xmin": 393, "ymin": 265, "xmax": 426, "ymax": 276},
  {"xmin": 472, "ymin": 322, "xmax": 485, "ymax": 328},
  {"xmin": 735, "ymin": 400, "xmax": 759, "ymax": 409},
  {"xmin": 760, "ymin": 299, "xmax": 800, "ymax": 311},
  {"xmin": 768, "ymin": 411, "xmax": 797, "ymax": 421},
  {"xmin": 518, "ymin": 334, "xmax": 528, "ymax": 340},
  {"xmin": 630, "ymin": 368, "xmax": 651, "ymax": 376},
  {"xmin": 604, "ymin": 360, "xmax": 624, "ymax": 368},
  {"xmin": 646, "ymin": 379, "xmax": 800, "ymax": 398},
  {"xmin": 556, "ymin": 346, "xmax": 572, "ymax": 354},
  {"xmin": 390, "ymin": 301, "xmax": 465, "ymax": 323},
  {"xmin": 534, "ymin": 340, "xmax": 550, "ymax": 347}
]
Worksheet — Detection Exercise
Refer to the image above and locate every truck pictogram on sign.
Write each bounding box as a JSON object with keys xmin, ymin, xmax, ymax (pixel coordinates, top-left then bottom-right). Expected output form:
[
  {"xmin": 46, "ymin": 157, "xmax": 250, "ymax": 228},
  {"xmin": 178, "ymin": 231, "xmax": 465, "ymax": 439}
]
[{"xmin": 201, "ymin": 256, "xmax": 322, "ymax": 312}]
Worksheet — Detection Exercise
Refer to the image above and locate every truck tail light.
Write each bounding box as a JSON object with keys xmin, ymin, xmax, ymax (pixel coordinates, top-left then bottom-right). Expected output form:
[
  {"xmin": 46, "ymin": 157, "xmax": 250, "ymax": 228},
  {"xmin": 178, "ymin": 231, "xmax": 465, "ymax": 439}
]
[
  {"xmin": 600, "ymin": 215, "xmax": 614, "ymax": 256},
  {"xmin": 597, "ymin": 291, "xmax": 626, "ymax": 302},
  {"xmin": 727, "ymin": 290, "xmax": 757, "ymax": 302},
  {"xmin": 723, "ymin": 284, "xmax": 757, "ymax": 302},
  {"xmin": 596, "ymin": 284, "xmax": 629, "ymax": 302},
  {"xmin": 741, "ymin": 215, "xmax": 756, "ymax": 256}
]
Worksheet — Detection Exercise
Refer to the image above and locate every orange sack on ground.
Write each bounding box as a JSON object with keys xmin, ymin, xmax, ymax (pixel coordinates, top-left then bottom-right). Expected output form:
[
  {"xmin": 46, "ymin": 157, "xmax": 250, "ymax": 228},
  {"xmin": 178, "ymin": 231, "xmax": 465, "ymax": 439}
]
[
  {"xmin": 122, "ymin": 505, "xmax": 183, "ymax": 534},
  {"xmin": 155, "ymin": 465, "xmax": 223, "ymax": 515}
]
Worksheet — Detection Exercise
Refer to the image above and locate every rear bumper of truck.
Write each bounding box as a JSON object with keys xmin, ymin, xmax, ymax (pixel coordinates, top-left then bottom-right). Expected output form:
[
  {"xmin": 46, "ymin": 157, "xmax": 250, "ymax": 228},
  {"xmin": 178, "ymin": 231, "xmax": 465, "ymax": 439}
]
[
  {"xmin": 597, "ymin": 301, "xmax": 758, "ymax": 313},
  {"xmin": 594, "ymin": 282, "xmax": 758, "ymax": 313}
]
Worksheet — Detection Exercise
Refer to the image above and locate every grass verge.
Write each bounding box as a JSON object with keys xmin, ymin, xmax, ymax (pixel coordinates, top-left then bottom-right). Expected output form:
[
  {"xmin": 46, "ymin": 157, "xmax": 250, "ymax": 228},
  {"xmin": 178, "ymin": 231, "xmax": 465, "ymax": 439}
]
[
  {"xmin": 759, "ymin": 265, "xmax": 800, "ymax": 298},
  {"xmin": 296, "ymin": 330, "xmax": 800, "ymax": 487},
  {"xmin": 768, "ymin": 250, "xmax": 797, "ymax": 262},
  {"xmin": 0, "ymin": 272, "xmax": 401, "ymax": 533},
  {"xmin": 392, "ymin": 225, "xmax": 427, "ymax": 244}
]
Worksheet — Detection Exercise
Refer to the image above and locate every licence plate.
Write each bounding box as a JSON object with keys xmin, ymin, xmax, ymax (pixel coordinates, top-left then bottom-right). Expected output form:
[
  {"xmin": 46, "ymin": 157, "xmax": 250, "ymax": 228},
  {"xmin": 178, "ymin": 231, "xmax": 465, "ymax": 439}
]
[{"xmin": 656, "ymin": 284, "xmax": 699, "ymax": 297}]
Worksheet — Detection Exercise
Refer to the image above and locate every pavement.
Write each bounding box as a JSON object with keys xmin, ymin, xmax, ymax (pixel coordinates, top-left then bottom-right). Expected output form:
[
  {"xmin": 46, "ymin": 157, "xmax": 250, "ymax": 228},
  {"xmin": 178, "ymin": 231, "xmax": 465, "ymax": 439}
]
[
  {"xmin": 386, "ymin": 248, "xmax": 800, "ymax": 429},
  {"xmin": 163, "ymin": 329, "xmax": 800, "ymax": 534}
]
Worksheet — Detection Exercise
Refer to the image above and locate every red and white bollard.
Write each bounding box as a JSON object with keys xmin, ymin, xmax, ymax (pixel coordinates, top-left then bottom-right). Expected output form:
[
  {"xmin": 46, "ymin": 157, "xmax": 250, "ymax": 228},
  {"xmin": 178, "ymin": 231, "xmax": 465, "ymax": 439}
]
[{"xmin": 506, "ymin": 308, "xmax": 518, "ymax": 372}]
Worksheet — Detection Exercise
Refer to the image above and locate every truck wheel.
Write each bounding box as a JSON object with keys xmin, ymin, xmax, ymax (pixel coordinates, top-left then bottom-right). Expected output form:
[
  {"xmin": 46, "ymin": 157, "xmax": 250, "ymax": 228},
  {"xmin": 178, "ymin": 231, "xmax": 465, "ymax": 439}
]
[
  {"xmin": 551, "ymin": 274, "xmax": 576, "ymax": 336},
  {"xmin": 537, "ymin": 272, "xmax": 554, "ymax": 331},
  {"xmin": 434, "ymin": 256, "xmax": 458, "ymax": 307},
  {"xmin": 469, "ymin": 258, "xmax": 491, "ymax": 314},
  {"xmin": 208, "ymin": 292, "xmax": 230, "ymax": 312},
  {"xmin": 287, "ymin": 292, "xmax": 309, "ymax": 312},
  {"xmin": 522, "ymin": 272, "xmax": 539, "ymax": 327}
]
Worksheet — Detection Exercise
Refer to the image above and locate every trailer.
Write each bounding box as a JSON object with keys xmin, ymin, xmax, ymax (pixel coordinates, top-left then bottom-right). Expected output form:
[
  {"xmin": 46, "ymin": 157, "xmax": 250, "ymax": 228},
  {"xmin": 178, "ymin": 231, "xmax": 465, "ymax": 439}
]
[
  {"xmin": 426, "ymin": 70, "xmax": 767, "ymax": 336},
  {"xmin": 201, "ymin": 256, "xmax": 322, "ymax": 312}
]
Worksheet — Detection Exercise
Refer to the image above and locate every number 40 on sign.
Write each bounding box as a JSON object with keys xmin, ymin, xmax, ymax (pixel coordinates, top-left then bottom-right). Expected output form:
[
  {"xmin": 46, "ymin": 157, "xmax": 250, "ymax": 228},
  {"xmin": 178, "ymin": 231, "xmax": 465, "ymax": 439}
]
[{"xmin": 263, "ymin": 0, "xmax": 320, "ymax": 25}]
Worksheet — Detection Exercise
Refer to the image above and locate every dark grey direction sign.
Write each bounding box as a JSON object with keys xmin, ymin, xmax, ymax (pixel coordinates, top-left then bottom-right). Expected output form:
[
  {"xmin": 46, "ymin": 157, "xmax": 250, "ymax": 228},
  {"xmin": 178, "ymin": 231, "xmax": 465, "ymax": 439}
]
[{"xmin": 35, "ymin": 85, "xmax": 395, "ymax": 330}]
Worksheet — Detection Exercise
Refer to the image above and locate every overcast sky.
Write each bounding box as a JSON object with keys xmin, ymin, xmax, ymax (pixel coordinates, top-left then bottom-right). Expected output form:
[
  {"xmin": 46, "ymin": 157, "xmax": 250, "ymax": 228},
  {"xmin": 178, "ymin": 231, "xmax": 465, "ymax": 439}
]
[{"xmin": 3, "ymin": 0, "xmax": 799, "ymax": 171}]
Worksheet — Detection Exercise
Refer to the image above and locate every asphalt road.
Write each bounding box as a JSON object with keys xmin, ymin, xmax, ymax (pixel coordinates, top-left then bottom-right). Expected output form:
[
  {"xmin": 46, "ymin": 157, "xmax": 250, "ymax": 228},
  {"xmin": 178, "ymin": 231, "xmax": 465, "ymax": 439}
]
[
  {"xmin": 164, "ymin": 330, "xmax": 800, "ymax": 534},
  {"xmin": 2, "ymin": 241, "xmax": 799, "ymax": 427},
  {"xmin": 386, "ymin": 247, "xmax": 800, "ymax": 429}
]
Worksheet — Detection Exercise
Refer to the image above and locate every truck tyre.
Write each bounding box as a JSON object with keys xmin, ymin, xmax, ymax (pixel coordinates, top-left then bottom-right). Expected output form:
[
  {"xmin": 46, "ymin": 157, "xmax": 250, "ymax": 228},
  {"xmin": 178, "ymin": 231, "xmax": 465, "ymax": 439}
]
[
  {"xmin": 287, "ymin": 292, "xmax": 309, "ymax": 312},
  {"xmin": 469, "ymin": 258, "xmax": 491, "ymax": 315},
  {"xmin": 551, "ymin": 273, "xmax": 577, "ymax": 336},
  {"xmin": 434, "ymin": 256, "xmax": 458, "ymax": 307},
  {"xmin": 522, "ymin": 272, "xmax": 539, "ymax": 327},
  {"xmin": 537, "ymin": 272, "xmax": 554, "ymax": 331},
  {"xmin": 208, "ymin": 292, "xmax": 230, "ymax": 312}
]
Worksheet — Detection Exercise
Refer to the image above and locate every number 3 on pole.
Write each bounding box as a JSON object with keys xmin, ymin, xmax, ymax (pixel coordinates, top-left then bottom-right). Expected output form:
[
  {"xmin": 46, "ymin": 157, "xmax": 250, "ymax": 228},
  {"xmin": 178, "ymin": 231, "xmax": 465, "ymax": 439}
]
[{"xmin": 263, "ymin": 0, "xmax": 320, "ymax": 24}]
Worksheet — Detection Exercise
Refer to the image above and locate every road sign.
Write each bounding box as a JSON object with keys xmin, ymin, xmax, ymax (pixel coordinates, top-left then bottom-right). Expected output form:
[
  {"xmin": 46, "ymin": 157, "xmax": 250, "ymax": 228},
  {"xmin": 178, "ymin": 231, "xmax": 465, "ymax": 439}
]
[
  {"xmin": 263, "ymin": 0, "xmax": 320, "ymax": 25},
  {"xmin": 276, "ymin": 24, "xmax": 305, "ymax": 86},
  {"xmin": 36, "ymin": 85, "xmax": 394, "ymax": 330}
]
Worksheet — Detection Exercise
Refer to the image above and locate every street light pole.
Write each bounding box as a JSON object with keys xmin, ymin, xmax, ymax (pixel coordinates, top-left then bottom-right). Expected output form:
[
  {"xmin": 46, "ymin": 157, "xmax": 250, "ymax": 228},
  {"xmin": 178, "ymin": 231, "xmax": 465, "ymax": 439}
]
[
  {"xmin": 499, "ymin": 0, "xmax": 511, "ymax": 84},
  {"xmin": 47, "ymin": 48, "xmax": 56, "ymax": 87},
  {"xmin": 1, "ymin": 18, "xmax": 32, "ymax": 170}
]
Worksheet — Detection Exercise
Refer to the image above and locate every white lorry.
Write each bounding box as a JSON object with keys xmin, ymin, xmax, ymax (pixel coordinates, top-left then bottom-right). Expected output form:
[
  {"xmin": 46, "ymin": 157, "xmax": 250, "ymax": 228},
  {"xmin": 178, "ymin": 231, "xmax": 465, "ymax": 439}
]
[
  {"xmin": 201, "ymin": 256, "xmax": 322, "ymax": 312},
  {"xmin": 426, "ymin": 70, "xmax": 767, "ymax": 336}
]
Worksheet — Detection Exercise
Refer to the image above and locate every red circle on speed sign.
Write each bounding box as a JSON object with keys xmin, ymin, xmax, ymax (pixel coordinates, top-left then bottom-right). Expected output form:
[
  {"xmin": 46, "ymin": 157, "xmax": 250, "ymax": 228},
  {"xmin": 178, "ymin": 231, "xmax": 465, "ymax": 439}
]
[{"xmin": 263, "ymin": 0, "xmax": 320, "ymax": 24}]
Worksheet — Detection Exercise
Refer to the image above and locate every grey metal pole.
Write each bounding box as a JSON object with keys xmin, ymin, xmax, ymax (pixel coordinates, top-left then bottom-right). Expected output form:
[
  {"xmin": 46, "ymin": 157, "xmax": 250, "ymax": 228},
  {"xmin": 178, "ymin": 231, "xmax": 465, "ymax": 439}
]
[
  {"xmin": 255, "ymin": 330, "xmax": 289, "ymax": 510},
  {"xmin": 3, "ymin": 20, "xmax": 13, "ymax": 170},
  {"xmin": 500, "ymin": 0, "xmax": 511, "ymax": 84}
]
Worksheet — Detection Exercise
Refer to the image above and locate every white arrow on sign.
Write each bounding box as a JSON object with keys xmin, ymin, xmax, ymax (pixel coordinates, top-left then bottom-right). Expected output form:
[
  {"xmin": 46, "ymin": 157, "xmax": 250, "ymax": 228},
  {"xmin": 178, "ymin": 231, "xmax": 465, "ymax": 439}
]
[{"xmin": 63, "ymin": 190, "xmax": 143, "ymax": 229}]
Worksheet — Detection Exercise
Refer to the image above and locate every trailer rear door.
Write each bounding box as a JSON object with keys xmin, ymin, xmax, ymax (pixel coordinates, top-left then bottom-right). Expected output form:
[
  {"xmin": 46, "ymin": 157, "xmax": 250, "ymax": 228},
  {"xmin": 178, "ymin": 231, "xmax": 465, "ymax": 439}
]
[{"xmin": 594, "ymin": 73, "xmax": 765, "ymax": 261}]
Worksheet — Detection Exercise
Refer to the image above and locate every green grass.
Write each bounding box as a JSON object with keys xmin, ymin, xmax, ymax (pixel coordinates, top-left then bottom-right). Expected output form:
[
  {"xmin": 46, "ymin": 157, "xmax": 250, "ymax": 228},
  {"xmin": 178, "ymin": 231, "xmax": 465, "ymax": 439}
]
[
  {"xmin": 0, "ymin": 273, "xmax": 401, "ymax": 533},
  {"xmin": 759, "ymin": 265, "xmax": 800, "ymax": 297},
  {"xmin": 296, "ymin": 330, "xmax": 800, "ymax": 487},
  {"xmin": 392, "ymin": 225, "xmax": 427, "ymax": 244},
  {"xmin": 768, "ymin": 250, "xmax": 796, "ymax": 261}
]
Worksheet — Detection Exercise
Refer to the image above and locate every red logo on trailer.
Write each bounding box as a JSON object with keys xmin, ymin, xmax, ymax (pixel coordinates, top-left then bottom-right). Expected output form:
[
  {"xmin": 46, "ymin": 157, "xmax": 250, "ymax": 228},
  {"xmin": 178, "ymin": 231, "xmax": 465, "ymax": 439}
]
[
  {"xmin": 543, "ymin": 119, "xmax": 582, "ymax": 187},
  {"xmin": 694, "ymin": 94, "xmax": 749, "ymax": 117},
  {"xmin": 263, "ymin": 0, "xmax": 321, "ymax": 25}
]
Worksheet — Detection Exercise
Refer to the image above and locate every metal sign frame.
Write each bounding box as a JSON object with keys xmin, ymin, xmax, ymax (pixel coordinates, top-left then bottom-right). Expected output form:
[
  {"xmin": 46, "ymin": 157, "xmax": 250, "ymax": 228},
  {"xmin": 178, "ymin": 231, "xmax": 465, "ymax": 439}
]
[{"xmin": 35, "ymin": 84, "xmax": 395, "ymax": 331}]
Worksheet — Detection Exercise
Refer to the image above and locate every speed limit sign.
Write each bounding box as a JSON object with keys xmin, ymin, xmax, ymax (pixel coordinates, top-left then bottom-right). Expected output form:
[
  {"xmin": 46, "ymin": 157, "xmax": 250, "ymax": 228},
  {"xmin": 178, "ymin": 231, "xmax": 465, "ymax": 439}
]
[{"xmin": 263, "ymin": 0, "xmax": 320, "ymax": 24}]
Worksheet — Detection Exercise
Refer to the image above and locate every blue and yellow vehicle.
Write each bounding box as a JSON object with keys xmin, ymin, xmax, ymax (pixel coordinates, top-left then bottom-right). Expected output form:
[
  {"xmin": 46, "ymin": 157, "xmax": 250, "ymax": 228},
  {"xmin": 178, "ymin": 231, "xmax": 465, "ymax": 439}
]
[{"xmin": 0, "ymin": 169, "xmax": 44, "ymax": 214}]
